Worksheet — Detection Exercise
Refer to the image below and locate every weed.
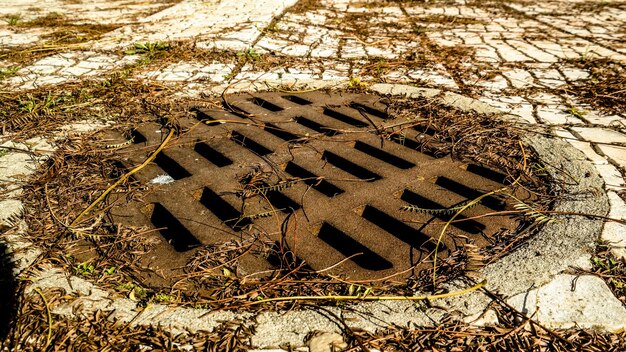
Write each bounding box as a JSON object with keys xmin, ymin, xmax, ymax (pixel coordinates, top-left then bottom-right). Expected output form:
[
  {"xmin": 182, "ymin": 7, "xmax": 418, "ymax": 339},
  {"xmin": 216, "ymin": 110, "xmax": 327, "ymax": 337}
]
[
  {"xmin": 264, "ymin": 22, "xmax": 279, "ymax": 33},
  {"xmin": 565, "ymin": 106, "xmax": 586, "ymax": 119},
  {"xmin": 18, "ymin": 98, "xmax": 37, "ymax": 114},
  {"xmin": 101, "ymin": 70, "xmax": 131, "ymax": 87},
  {"xmin": 103, "ymin": 266, "xmax": 115, "ymax": 275},
  {"xmin": 76, "ymin": 261, "xmax": 95, "ymax": 276},
  {"xmin": 590, "ymin": 251, "xmax": 626, "ymax": 305},
  {"xmin": 130, "ymin": 286, "xmax": 147, "ymax": 301},
  {"xmin": 413, "ymin": 26, "xmax": 429, "ymax": 34},
  {"xmin": 531, "ymin": 163, "xmax": 549, "ymax": 177},
  {"xmin": 0, "ymin": 149, "xmax": 8, "ymax": 158},
  {"xmin": 580, "ymin": 45, "xmax": 593, "ymax": 62},
  {"xmin": 116, "ymin": 282, "xmax": 135, "ymax": 291},
  {"xmin": 18, "ymin": 92, "xmax": 64, "ymax": 115},
  {"xmin": 0, "ymin": 66, "xmax": 20, "ymax": 79},
  {"xmin": 394, "ymin": 133, "xmax": 407, "ymax": 146},
  {"xmin": 512, "ymin": 198, "xmax": 556, "ymax": 225},
  {"xmin": 3, "ymin": 14, "xmax": 21, "ymax": 26},
  {"xmin": 124, "ymin": 42, "xmax": 170, "ymax": 65},
  {"xmin": 236, "ymin": 48, "xmax": 261, "ymax": 62},
  {"xmin": 591, "ymin": 255, "xmax": 619, "ymax": 272},
  {"xmin": 153, "ymin": 293, "xmax": 174, "ymax": 303},
  {"xmin": 115, "ymin": 282, "xmax": 148, "ymax": 301},
  {"xmin": 124, "ymin": 41, "xmax": 170, "ymax": 56},
  {"xmin": 223, "ymin": 70, "xmax": 237, "ymax": 81},
  {"xmin": 348, "ymin": 77, "xmax": 367, "ymax": 88},
  {"xmin": 346, "ymin": 283, "xmax": 373, "ymax": 297},
  {"xmin": 401, "ymin": 200, "xmax": 481, "ymax": 215}
]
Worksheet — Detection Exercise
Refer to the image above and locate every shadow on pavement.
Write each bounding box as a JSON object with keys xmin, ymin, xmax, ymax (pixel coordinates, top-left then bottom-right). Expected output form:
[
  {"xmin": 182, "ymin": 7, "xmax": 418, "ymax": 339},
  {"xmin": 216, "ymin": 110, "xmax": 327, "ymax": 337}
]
[{"xmin": 0, "ymin": 240, "xmax": 17, "ymax": 339}]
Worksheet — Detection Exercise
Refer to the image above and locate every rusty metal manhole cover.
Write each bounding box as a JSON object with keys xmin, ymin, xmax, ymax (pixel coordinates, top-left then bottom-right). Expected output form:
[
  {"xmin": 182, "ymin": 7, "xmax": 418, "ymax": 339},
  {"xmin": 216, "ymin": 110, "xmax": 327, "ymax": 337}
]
[{"xmin": 107, "ymin": 91, "xmax": 527, "ymax": 285}]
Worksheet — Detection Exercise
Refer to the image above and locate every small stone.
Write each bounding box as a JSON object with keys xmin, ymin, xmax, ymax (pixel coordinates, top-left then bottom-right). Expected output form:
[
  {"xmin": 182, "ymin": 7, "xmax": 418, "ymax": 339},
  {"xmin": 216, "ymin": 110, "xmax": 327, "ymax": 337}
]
[
  {"xmin": 308, "ymin": 332, "xmax": 347, "ymax": 352},
  {"xmin": 150, "ymin": 174, "xmax": 175, "ymax": 184}
]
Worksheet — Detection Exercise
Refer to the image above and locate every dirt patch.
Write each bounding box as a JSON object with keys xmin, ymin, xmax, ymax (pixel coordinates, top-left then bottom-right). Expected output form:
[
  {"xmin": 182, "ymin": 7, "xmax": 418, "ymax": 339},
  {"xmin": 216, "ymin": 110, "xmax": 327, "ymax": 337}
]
[
  {"xmin": 0, "ymin": 44, "xmax": 87, "ymax": 72},
  {"xmin": 571, "ymin": 1, "xmax": 626, "ymax": 13},
  {"xmin": 562, "ymin": 58, "xmax": 626, "ymax": 115},
  {"xmin": 0, "ymin": 43, "xmax": 242, "ymax": 136},
  {"xmin": 289, "ymin": 0, "xmax": 323, "ymax": 14},
  {"xmin": 414, "ymin": 14, "xmax": 486, "ymax": 27},
  {"xmin": 15, "ymin": 12, "xmax": 120, "ymax": 45},
  {"xmin": 122, "ymin": 41, "xmax": 238, "ymax": 70},
  {"xmin": 0, "ymin": 12, "xmax": 120, "ymax": 69}
]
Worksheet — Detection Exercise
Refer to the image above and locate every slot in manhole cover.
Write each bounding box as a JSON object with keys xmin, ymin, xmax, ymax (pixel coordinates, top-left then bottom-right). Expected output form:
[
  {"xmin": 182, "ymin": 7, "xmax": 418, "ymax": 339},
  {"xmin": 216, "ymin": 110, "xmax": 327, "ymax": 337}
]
[{"xmin": 106, "ymin": 91, "xmax": 531, "ymax": 286}]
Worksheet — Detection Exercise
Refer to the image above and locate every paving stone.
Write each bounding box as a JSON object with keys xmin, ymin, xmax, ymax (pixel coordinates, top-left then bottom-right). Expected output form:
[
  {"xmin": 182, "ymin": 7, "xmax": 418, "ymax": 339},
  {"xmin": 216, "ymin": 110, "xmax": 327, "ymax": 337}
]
[
  {"xmin": 581, "ymin": 112, "xmax": 626, "ymax": 127},
  {"xmin": 602, "ymin": 191, "xmax": 626, "ymax": 258},
  {"xmin": 96, "ymin": 0, "xmax": 299, "ymax": 51},
  {"xmin": 406, "ymin": 67, "xmax": 458, "ymax": 89},
  {"xmin": 598, "ymin": 145, "xmax": 626, "ymax": 169},
  {"xmin": 0, "ymin": 139, "xmax": 53, "ymax": 226},
  {"xmin": 60, "ymin": 66, "xmax": 92, "ymax": 76},
  {"xmin": 477, "ymin": 74, "xmax": 509, "ymax": 91},
  {"xmin": 536, "ymin": 106, "xmax": 584, "ymax": 125},
  {"xmin": 509, "ymin": 39, "xmax": 559, "ymax": 62},
  {"xmin": 554, "ymin": 129, "xmax": 610, "ymax": 165},
  {"xmin": 508, "ymin": 275, "xmax": 626, "ymax": 332},
  {"xmin": 561, "ymin": 67, "xmax": 589, "ymax": 81},
  {"xmin": 502, "ymin": 68, "xmax": 535, "ymax": 88},
  {"xmin": 572, "ymin": 127, "xmax": 626, "ymax": 145},
  {"xmin": 596, "ymin": 163, "xmax": 626, "ymax": 190},
  {"xmin": 479, "ymin": 94, "xmax": 536, "ymax": 124}
]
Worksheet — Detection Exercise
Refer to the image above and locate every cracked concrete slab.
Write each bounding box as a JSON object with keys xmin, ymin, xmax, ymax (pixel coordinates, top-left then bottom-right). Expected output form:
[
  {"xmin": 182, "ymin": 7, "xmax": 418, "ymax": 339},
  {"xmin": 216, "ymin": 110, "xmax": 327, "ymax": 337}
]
[{"xmin": 508, "ymin": 274, "xmax": 626, "ymax": 331}]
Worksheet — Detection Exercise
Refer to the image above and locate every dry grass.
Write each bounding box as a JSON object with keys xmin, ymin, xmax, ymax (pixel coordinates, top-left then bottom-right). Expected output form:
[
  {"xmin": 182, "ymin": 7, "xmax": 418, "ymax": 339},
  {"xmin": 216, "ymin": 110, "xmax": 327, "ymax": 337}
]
[
  {"xmin": 0, "ymin": 43, "xmax": 232, "ymax": 136},
  {"xmin": 1, "ymin": 289, "xmax": 254, "ymax": 351},
  {"xmin": 2, "ymin": 282, "xmax": 626, "ymax": 351},
  {"xmin": 571, "ymin": 1, "xmax": 626, "ymax": 13},
  {"xmin": 563, "ymin": 58, "xmax": 626, "ymax": 115},
  {"xmin": 346, "ymin": 302, "xmax": 626, "ymax": 351}
]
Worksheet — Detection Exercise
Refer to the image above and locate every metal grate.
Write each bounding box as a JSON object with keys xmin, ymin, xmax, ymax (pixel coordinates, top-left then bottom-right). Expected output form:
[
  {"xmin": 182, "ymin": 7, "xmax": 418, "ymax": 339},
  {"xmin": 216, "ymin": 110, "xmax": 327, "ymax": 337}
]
[{"xmin": 108, "ymin": 91, "xmax": 524, "ymax": 282}]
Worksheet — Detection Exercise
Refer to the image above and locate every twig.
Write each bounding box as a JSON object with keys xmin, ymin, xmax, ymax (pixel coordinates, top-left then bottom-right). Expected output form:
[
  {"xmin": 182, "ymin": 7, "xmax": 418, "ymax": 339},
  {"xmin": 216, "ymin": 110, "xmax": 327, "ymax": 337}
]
[
  {"xmin": 44, "ymin": 183, "xmax": 70, "ymax": 229},
  {"xmin": 34, "ymin": 287, "xmax": 52, "ymax": 350}
]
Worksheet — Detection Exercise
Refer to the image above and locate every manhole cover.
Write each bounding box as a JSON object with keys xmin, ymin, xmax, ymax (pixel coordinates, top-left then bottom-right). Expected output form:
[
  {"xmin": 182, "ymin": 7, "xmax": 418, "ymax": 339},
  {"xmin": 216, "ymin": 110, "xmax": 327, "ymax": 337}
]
[{"xmin": 107, "ymin": 91, "xmax": 528, "ymax": 286}]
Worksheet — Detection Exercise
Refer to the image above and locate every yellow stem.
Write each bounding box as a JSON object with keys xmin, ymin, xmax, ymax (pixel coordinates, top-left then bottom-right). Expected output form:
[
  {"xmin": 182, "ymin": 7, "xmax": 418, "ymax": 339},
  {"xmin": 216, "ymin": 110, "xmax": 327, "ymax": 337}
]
[
  {"xmin": 432, "ymin": 141, "xmax": 527, "ymax": 287},
  {"xmin": 431, "ymin": 188, "xmax": 507, "ymax": 287},
  {"xmin": 69, "ymin": 128, "xmax": 175, "ymax": 228}
]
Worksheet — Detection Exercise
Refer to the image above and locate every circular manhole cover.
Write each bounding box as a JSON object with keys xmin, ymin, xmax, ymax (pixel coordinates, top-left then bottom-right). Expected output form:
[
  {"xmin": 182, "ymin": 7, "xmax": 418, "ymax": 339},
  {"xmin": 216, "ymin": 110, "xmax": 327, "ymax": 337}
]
[{"xmin": 101, "ymin": 91, "xmax": 538, "ymax": 291}]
